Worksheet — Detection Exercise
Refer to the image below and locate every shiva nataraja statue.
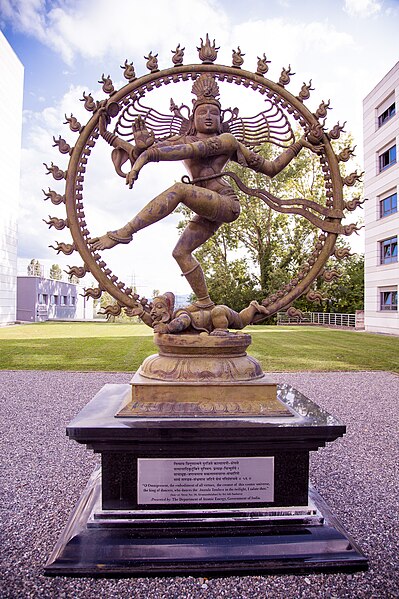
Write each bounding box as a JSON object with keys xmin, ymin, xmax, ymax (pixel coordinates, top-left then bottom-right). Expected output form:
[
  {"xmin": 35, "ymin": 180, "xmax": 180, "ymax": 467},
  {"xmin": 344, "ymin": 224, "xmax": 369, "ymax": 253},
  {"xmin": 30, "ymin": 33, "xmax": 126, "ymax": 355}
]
[{"xmin": 47, "ymin": 46, "xmax": 362, "ymax": 335}]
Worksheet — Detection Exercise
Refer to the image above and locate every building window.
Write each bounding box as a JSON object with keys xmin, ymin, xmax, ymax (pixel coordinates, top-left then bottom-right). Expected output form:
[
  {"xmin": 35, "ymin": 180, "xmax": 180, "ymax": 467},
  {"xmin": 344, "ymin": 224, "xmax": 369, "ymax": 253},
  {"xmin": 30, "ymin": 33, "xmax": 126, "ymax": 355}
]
[
  {"xmin": 60, "ymin": 295, "xmax": 68, "ymax": 306},
  {"xmin": 380, "ymin": 237, "xmax": 398, "ymax": 264},
  {"xmin": 380, "ymin": 192, "xmax": 397, "ymax": 217},
  {"xmin": 71, "ymin": 296, "xmax": 76, "ymax": 306},
  {"xmin": 379, "ymin": 145, "xmax": 396, "ymax": 172},
  {"xmin": 38, "ymin": 293, "xmax": 48, "ymax": 304},
  {"xmin": 50, "ymin": 295, "xmax": 59, "ymax": 305},
  {"xmin": 380, "ymin": 290, "xmax": 398, "ymax": 311},
  {"xmin": 378, "ymin": 102, "xmax": 396, "ymax": 128}
]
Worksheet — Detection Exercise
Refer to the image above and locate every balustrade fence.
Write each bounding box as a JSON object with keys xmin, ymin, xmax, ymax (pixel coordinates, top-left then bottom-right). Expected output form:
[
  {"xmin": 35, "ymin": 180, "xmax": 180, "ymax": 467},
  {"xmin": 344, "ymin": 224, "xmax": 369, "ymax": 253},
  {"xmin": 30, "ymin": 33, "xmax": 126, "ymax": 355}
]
[{"xmin": 277, "ymin": 311, "xmax": 359, "ymax": 328}]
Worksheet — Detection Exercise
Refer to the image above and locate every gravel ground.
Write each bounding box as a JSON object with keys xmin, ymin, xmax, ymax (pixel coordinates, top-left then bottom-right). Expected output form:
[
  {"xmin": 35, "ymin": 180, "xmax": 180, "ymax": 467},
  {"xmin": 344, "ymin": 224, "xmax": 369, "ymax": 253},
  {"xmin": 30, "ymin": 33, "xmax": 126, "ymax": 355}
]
[{"xmin": 0, "ymin": 370, "xmax": 398, "ymax": 599}]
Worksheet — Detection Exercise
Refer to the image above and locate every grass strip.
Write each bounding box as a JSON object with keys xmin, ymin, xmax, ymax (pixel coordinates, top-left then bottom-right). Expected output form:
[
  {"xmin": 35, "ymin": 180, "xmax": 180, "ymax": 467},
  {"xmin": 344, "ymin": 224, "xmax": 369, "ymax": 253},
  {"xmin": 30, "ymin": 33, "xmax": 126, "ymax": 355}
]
[{"xmin": 0, "ymin": 322, "xmax": 398, "ymax": 372}]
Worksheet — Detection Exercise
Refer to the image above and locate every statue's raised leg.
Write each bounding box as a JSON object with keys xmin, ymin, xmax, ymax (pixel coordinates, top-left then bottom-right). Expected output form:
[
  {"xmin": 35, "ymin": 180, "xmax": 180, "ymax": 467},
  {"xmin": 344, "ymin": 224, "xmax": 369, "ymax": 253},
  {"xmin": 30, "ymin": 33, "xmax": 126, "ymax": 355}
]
[{"xmin": 89, "ymin": 182, "xmax": 224, "ymax": 252}]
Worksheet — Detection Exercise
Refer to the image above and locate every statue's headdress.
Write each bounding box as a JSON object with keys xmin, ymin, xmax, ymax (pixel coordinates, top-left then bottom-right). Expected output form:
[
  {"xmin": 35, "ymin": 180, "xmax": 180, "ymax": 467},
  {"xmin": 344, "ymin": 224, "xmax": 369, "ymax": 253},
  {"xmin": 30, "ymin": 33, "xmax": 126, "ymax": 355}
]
[
  {"xmin": 191, "ymin": 74, "xmax": 221, "ymax": 112},
  {"xmin": 162, "ymin": 291, "xmax": 175, "ymax": 314}
]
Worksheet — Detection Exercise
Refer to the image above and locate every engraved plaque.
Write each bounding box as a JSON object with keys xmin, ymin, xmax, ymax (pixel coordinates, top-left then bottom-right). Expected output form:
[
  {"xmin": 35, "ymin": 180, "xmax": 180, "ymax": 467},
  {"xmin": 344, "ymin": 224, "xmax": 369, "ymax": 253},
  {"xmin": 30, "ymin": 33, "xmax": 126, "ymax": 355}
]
[{"xmin": 137, "ymin": 457, "xmax": 274, "ymax": 504}]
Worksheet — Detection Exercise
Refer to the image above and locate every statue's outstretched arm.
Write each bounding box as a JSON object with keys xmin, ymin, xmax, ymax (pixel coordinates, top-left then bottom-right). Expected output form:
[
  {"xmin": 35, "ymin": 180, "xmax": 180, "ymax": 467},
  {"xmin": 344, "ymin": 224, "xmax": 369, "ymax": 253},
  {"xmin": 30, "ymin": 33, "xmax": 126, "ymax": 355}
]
[{"xmin": 235, "ymin": 136, "xmax": 322, "ymax": 178}]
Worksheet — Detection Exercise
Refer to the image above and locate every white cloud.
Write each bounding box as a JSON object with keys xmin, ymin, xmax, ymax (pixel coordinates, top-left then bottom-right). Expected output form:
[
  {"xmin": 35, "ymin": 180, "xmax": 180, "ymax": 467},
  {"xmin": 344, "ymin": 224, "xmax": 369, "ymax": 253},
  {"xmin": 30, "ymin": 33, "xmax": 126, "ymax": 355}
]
[
  {"xmin": 1, "ymin": 0, "xmax": 230, "ymax": 65},
  {"xmin": 344, "ymin": 0, "xmax": 382, "ymax": 17},
  {"xmin": 232, "ymin": 18, "xmax": 354, "ymax": 70},
  {"xmin": 0, "ymin": 0, "xmax": 47, "ymax": 36}
]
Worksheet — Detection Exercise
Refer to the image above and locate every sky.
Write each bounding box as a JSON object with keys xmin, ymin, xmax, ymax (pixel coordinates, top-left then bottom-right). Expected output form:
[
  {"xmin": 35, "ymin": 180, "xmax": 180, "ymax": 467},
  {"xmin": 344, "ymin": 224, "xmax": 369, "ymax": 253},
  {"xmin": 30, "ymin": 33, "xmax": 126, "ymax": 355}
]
[{"xmin": 1, "ymin": 0, "xmax": 399, "ymax": 296}]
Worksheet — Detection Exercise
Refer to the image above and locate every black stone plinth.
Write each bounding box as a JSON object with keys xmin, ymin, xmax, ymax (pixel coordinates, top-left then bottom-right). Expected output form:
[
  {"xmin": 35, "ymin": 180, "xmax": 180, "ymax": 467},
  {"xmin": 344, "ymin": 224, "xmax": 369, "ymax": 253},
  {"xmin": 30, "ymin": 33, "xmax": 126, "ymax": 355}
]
[{"xmin": 45, "ymin": 384, "xmax": 368, "ymax": 576}]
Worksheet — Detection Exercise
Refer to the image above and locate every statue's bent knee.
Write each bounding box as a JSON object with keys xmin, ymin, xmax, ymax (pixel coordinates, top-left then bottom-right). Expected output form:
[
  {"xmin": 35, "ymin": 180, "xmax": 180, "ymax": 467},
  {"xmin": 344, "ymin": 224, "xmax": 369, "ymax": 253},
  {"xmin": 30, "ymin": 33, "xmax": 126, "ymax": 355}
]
[
  {"xmin": 171, "ymin": 181, "xmax": 186, "ymax": 196},
  {"xmin": 172, "ymin": 244, "xmax": 187, "ymax": 261}
]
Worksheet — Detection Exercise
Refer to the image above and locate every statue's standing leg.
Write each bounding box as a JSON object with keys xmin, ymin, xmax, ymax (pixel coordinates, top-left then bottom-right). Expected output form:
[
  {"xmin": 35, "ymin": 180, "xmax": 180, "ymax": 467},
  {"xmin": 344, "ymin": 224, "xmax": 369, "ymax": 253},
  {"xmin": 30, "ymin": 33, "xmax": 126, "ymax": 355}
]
[{"xmin": 172, "ymin": 218, "xmax": 220, "ymax": 307}]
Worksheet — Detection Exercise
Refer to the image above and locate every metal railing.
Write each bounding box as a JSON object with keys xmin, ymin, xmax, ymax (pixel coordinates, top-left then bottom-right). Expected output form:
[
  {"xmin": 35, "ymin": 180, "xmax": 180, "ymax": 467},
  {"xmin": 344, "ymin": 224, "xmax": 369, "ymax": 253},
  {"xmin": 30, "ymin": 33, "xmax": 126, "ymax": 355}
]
[{"xmin": 277, "ymin": 311, "xmax": 357, "ymax": 328}]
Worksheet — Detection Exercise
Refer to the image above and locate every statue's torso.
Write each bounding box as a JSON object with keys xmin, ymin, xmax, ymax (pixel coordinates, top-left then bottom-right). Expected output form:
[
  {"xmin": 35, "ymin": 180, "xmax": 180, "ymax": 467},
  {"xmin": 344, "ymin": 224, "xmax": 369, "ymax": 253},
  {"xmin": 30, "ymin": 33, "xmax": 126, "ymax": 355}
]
[{"xmin": 182, "ymin": 135, "xmax": 235, "ymax": 193}]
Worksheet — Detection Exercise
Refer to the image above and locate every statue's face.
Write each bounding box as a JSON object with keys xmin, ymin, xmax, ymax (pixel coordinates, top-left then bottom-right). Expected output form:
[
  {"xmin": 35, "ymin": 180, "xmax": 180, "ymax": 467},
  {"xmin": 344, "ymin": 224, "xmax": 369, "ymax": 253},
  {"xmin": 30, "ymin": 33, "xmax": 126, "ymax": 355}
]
[
  {"xmin": 194, "ymin": 103, "xmax": 221, "ymax": 134},
  {"xmin": 150, "ymin": 297, "xmax": 171, "ymax": 323}
]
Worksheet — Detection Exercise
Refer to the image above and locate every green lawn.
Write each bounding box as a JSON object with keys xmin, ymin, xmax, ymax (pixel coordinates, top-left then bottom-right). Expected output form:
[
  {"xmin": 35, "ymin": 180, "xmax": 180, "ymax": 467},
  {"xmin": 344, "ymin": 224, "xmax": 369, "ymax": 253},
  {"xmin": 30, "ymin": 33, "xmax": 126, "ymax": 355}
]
[{"xmin": 0, "ymin": 322, "xmax": 398, "ymax": 372}]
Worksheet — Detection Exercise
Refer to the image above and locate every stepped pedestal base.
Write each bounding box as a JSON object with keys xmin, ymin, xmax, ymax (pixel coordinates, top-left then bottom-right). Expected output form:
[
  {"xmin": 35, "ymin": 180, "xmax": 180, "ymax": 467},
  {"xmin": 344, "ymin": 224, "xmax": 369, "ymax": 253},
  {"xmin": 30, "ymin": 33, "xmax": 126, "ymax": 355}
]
[
  {"xmin": 45, "ymin": 383, "xmax": 367, "ymax": 576},
  {"xmin": 45, "ymin": 467, "xmax": 367, "ymax": 576}
]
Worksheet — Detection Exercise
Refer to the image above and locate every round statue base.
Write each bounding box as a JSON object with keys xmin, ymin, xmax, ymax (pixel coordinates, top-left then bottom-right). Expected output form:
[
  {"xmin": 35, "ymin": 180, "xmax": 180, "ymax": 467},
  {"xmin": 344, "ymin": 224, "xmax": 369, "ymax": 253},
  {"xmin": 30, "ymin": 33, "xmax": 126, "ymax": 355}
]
[
  {"xmin": 116, "ymin": 333, "xmax": 290, "ymax": 418},
  {"xmin": 140, "ymin": 332, "xmax": 263, "ymax": 382}
]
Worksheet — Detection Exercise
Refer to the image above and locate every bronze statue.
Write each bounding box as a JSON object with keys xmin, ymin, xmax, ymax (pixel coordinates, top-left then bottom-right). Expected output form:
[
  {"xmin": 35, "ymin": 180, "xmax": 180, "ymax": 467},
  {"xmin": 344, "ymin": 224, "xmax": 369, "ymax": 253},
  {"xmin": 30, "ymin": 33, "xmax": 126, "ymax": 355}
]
[
  {"xmin": 46, "ymin": 39, "xmax": 362, "ymax": 334},
  {"xmin": 89, "ymin": 75, "xmax": 321, "ymax": 313}
]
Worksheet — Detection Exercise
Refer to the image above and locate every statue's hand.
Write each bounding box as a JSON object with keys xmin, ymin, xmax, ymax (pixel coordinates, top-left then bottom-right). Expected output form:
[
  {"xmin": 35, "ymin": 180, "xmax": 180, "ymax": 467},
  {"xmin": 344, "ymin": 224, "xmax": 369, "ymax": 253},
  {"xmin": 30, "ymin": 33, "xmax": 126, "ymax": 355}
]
[
  {"xmin": 133, "ymin": 116, "xmax": 155, "ymax": 153},
  {"xmin": 125, "ymin": 150, "xmax": 150, "ymax": 188},
  {"xmin": 250, "ymin": 300, "xmax": 270, "ymax": 315},
  {"xmin": 128, "ymin": 306, "xmax": 145, "ymax": 317},
  {"xmin": 126, "ymin": 169, "xmax": 139, "ymax": 189},
  {"xmin": 98, "ymin": 105, "xmax": 110, "ymax": 136},
  {"xmin": 301, "ymin": 136, "xmax": 324, "ymax": 154},
  {"xmin": 153, "ymin": 322, "xmax": 170, "ymax": 334}
]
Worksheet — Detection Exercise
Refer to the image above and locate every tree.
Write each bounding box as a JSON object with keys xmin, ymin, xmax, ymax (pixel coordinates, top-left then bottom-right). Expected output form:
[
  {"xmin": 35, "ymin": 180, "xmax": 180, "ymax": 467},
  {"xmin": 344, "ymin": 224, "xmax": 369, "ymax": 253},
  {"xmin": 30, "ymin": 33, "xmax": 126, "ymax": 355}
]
[
  {"xmin": 327, "ymin": 253, "xmax": 364, "ymax": 313},
  {"xmin": 177, "ymin": 134, "xmax": 363, "ymax": 314},
  {"xmin": 295, "ymin": 253, "xmax": 364, "ymax": 314},
  {"xmin": 50, "ymin": 263, "xmax": 63, "ymax": 280},
  {"xmin": 27, "ymin": 259, "xmax": 43, "ymax": 277}
]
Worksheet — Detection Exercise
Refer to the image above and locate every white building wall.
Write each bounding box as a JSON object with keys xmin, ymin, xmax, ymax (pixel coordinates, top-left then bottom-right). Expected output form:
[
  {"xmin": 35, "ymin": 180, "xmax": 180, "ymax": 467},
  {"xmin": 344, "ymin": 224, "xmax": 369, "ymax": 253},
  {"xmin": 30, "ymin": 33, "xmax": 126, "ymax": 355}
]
[
  {"xmin": 75, "ymin": 284, "xmax": 94, "ymax": 320},
  {"xmin": 0, "ymin": 33, "xmax": 24, "ymax": 324},
  {"xmin": 363, "ymin": 62, "xmax": 399, "ymax": 335}
]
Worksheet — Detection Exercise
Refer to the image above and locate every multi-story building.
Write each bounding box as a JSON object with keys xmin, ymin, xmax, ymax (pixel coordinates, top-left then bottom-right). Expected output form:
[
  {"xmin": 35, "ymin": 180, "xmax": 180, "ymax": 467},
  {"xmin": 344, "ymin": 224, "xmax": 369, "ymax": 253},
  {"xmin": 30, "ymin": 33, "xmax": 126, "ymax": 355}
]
[
  {"xmin": 363, "ymin": 62, "xmax": 398, "ymax": 335},
  {"xmin": 0, "ymin": 33, "xmax": 24, "ymax": 324}
]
